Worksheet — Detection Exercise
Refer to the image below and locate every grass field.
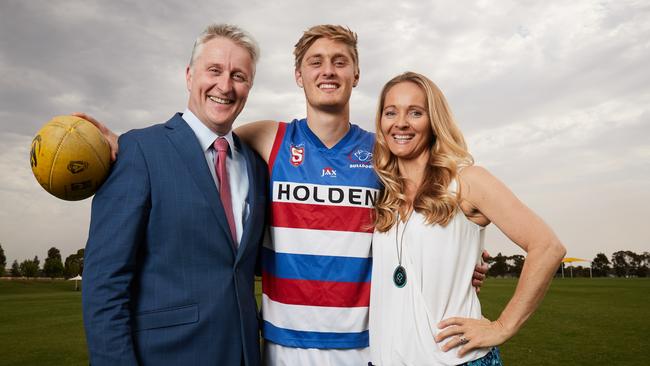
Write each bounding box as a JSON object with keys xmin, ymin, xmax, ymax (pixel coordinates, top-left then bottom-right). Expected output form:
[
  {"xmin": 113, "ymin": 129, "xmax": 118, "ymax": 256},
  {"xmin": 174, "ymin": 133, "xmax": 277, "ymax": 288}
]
[{"xmin": 1, "ymin": 278, "xmax": 648, "ymax": 365}]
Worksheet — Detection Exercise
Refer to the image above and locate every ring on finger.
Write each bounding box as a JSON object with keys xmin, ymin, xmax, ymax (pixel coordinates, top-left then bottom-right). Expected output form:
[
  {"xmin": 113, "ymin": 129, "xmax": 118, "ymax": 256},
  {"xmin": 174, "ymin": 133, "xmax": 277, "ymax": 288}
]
[{"xmin": 459, "ymin": 336, "xmax": 469, "ymax": 345}]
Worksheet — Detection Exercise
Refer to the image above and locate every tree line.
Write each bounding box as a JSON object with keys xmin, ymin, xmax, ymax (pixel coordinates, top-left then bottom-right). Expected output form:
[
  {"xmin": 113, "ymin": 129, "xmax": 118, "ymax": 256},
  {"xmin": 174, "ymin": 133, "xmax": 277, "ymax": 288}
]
[
  {"xmin": 0, "ymin": 242, "xmax": 647, "ymax": 279},
  {"xmin": 484, "ymin": 251, "xmax": 650, "ymax": 278},
  {"xmin": 0, "ymin": 243, "xmax": 84, "ymax": 279}
]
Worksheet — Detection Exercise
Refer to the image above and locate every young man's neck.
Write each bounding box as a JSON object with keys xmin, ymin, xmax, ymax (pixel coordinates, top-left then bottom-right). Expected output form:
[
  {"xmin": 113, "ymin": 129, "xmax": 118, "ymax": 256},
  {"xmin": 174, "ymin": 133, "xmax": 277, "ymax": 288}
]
[{"xmin": 305, "ymin": 104, "xmax": 351, "ymax": 148}]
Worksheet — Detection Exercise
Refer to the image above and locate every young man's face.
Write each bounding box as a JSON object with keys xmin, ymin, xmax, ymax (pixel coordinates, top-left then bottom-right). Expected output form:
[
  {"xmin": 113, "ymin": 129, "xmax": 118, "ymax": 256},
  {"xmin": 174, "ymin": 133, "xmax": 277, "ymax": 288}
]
[
  {"xmin": 295, "ymin": 38, "xmax": 359, "ymax": 113},
  {"xmin": 186, "ymin": 37, "xmax": 254, "ymax": 135}
]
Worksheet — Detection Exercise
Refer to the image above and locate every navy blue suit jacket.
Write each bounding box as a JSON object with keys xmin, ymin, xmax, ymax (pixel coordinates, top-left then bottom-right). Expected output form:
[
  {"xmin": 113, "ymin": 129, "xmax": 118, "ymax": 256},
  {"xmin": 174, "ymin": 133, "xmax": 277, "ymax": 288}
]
[{"xmin": 82, "ymin": 113, "xmax": 267, "ymax": 366}]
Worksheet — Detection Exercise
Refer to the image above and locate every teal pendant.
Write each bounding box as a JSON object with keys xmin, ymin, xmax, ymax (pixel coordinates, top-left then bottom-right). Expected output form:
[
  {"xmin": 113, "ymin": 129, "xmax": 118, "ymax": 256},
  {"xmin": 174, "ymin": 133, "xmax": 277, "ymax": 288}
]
[{"xmin": 393, "ymin": 265, "xmax": 407, "ymax": 288}]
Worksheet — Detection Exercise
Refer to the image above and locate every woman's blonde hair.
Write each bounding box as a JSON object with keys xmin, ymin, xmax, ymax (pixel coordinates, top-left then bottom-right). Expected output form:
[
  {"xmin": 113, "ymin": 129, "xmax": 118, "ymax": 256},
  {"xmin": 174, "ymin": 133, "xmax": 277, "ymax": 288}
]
[{"xmin": 373, "ymin": 72, "xmax": 474, "ymax": 232}]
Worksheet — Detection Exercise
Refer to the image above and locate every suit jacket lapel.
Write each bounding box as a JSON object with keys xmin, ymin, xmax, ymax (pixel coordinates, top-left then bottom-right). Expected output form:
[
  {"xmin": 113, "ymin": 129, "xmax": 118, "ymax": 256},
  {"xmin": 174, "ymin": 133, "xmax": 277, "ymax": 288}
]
[
  {"xmin": 234, "ymin": 133, "xmax": 259, "ymax": 264},
  {"xmin": 165, "ymin": 114, "xmax": 236, "ymax": 255}
]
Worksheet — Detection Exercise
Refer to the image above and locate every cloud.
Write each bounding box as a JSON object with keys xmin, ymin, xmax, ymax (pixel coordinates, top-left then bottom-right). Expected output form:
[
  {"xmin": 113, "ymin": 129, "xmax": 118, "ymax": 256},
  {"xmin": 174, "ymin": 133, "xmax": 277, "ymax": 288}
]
[
  {"xmin": 0, "ymin": 0, "xmax": 648, "ymax": 263},
  {"xmin": 470, "ymin": 93, "xmax": 649, "ymax": 160}
]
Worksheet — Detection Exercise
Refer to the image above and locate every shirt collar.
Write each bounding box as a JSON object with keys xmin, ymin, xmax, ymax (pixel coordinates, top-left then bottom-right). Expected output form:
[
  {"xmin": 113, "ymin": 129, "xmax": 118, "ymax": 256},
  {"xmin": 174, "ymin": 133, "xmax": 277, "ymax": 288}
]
[{"xmin": 182, "ymin": 108, "xmax": 236, "ymax": 153}]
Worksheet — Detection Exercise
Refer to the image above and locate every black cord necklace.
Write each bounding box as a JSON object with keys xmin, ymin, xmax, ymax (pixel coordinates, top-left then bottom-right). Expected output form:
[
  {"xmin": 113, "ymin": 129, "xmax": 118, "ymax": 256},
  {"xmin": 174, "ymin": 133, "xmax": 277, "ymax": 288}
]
[{"xmin": 393, "ymin": 211, "xmax": 412, "ymax": 288}]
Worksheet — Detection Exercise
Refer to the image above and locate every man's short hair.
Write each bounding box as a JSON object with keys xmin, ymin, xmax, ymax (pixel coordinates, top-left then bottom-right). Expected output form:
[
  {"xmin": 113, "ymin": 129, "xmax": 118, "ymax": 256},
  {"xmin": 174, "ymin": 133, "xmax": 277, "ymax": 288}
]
[
  {"xmin": 189, "ymin": 24, "xmax": 260, "ymax": 67},
  {"xmin": 293, "ymin": 24, "xmax": 359, "ymax": 74}
]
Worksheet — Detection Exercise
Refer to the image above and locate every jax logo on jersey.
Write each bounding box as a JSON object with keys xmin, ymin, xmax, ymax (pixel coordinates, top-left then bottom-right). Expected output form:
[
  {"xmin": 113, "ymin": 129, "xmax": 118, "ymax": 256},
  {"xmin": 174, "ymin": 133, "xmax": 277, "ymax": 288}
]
[
  {"xmin": 321, "ymin": 167, "xmax": 337, "ymax": 177},
  {"xmin": 290, "ymin": 144, "xmax": 305, "ymax": 166},
  {"xmin": 348, "ymin": 148, "xmax": 373, "ymax": 169}
]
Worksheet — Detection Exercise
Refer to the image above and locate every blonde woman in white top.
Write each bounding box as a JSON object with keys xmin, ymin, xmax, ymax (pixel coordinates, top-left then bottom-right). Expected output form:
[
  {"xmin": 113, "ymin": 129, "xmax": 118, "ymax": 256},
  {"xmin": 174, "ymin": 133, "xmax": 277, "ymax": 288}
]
[{"xmin": 368, "ymin": 72, "xmax": 566, "ymax": 365}]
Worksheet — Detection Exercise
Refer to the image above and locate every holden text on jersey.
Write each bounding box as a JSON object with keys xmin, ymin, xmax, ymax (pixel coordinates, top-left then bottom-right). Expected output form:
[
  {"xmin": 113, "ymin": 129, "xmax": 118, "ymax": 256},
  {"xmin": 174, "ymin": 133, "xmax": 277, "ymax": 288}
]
[{"xmin": 273, "ymin": 181, "xmax": 378, "ymax": 208}]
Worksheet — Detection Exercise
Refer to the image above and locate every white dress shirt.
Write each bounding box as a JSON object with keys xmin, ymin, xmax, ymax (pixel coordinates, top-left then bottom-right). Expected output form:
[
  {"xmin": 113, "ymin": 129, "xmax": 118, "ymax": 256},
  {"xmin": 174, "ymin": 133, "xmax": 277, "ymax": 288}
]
[{"xmin": 182, "ymin": 109, "xmax": 249, "ymax": 247}]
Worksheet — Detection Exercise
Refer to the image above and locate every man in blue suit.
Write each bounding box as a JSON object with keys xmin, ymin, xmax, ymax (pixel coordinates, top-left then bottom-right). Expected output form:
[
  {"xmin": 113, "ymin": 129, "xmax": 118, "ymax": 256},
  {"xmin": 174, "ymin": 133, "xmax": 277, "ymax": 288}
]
[{"xmin": 82, "ymin": 24, "xmax": 266, "ymax": 366}]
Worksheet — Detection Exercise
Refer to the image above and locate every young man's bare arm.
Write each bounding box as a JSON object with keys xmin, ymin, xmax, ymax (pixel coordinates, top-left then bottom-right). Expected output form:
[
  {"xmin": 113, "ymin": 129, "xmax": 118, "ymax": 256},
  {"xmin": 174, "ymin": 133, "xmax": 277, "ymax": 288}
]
[{"xmin": 234, "ymin": 120, "xmax": 279, "ymax": 163}]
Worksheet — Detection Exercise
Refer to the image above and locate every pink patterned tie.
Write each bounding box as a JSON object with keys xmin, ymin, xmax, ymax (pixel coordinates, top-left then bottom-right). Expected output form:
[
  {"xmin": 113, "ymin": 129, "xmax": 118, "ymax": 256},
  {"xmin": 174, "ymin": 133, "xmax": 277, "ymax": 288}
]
[{"xmin": 213, "ymin": 137, "xmax": 237, "ymax": 247}]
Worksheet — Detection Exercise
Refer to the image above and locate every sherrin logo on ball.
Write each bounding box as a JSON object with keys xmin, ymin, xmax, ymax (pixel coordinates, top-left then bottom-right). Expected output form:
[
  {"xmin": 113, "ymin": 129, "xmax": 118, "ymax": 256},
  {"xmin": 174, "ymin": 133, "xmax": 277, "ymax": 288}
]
[{"xmin": 30, "ymin": 115, "xmax": 111, "ymax": 201}]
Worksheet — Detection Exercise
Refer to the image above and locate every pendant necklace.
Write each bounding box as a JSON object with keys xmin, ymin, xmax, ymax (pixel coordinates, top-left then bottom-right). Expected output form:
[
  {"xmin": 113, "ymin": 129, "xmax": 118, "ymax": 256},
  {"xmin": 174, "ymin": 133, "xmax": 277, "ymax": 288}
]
[{"xmin": 393, "ymin": 211, "xmax": 412, "ymax": 288}]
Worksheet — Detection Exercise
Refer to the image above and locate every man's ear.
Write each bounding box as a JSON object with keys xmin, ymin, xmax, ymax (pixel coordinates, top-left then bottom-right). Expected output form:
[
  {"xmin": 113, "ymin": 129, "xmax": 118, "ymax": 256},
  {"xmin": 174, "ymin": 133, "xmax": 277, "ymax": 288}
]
[
  {"xmin": 353, "ymin": 72, "xmax": 359, "ymax": 87},
  {"xmin": 295, "ymin": 69, "xmax": 304, "ymax": 88},
  {"xmin": 186, "ymin": 65, "xmax": 192, "ymax": 92}
]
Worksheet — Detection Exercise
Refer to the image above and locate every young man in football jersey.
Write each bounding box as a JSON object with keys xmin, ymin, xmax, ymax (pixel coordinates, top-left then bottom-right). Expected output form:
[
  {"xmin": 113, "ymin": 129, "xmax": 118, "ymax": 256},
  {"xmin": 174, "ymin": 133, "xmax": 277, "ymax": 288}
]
[
  {"xmin": 79, "ymin": 24, "xmax": 487, "ymax": 365},
  {"xmin": 237, "ymin": 25, "xmax": 378, "ymax": 365}
]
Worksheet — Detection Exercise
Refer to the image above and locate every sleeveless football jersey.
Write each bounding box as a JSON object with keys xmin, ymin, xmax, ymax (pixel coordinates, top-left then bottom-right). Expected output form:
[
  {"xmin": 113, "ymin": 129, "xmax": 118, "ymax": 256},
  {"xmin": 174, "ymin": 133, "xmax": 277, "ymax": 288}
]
[{"xmin": 262, "ymin": 119, "xmax": 380, "ymax": 349}]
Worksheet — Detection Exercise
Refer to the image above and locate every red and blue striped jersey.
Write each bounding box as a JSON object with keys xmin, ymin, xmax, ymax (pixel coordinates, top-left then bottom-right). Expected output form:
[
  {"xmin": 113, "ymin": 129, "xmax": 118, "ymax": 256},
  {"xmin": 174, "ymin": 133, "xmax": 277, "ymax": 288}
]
[{"xmin": 262, "ymin": 119, "xmax": 380, "ymax": 349}]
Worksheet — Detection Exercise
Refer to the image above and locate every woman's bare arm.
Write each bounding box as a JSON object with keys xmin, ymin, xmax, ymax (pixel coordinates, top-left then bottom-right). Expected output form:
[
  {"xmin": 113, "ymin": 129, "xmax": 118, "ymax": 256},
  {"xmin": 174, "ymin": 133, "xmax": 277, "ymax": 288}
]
[{"xmin": 436, "ymin": 166, "xmax": 566, "ymax": 357}]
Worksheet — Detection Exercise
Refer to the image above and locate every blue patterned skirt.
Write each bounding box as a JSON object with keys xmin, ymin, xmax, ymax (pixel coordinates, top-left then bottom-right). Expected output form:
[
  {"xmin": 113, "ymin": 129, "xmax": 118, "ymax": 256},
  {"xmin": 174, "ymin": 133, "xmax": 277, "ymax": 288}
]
[
  {"xmin": 367, "ymin": 347, "xmax": 503, "ymax": 366},
  {"xmin": 462, "ymin": 347, "xmax": 502, "ymax": 366}
]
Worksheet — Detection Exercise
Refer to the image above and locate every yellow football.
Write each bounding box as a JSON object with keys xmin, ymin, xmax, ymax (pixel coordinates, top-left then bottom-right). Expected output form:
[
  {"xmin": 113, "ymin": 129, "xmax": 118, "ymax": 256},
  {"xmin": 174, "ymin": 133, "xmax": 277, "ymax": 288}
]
[{"xmin": 30, "ymin": 115, "xmax": 111, "ymax": 201}]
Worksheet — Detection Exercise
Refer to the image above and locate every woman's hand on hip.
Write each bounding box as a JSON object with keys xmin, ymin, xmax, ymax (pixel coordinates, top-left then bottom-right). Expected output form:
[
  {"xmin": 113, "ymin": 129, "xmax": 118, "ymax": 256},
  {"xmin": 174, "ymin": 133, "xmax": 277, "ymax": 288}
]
[{"xmin": 435, "ymin": 316, "xmax": 511, "ymax": 358}]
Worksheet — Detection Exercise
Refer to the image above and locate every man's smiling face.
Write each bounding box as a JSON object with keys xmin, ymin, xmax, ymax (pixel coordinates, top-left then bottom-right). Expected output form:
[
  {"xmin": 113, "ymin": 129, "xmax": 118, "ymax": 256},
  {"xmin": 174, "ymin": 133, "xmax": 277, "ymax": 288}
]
[
  {"xmin": 186, "ymin": 37, "xmax": 254, "ymax": 134},
  {"xmin": 295, "ymin": 37, "xmax": 359, "ymax": 113}
]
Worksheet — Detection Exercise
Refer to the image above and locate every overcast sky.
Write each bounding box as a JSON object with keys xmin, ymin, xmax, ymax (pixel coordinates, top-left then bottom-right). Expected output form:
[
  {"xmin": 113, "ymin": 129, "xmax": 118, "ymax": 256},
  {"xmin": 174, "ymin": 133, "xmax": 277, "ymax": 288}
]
[{"xmin": 1, "ymin": 0, "xmax": 648, "ymax": 266}]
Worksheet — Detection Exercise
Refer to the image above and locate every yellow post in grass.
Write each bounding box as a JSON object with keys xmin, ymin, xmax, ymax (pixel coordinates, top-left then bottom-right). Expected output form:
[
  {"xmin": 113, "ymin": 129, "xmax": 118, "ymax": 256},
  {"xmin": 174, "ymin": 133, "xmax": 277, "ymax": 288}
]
[{"xmin": 562, "ymin": 258, "xmax": 592, "ymax": 278}]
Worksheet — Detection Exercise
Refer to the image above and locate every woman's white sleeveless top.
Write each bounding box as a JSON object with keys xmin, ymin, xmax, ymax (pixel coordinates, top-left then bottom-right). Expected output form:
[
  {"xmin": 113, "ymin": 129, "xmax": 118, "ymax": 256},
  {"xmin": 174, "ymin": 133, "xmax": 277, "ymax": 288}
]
[{"xmin": 369, "ymin": 182, "xmax": 490, "ymax": 365}]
